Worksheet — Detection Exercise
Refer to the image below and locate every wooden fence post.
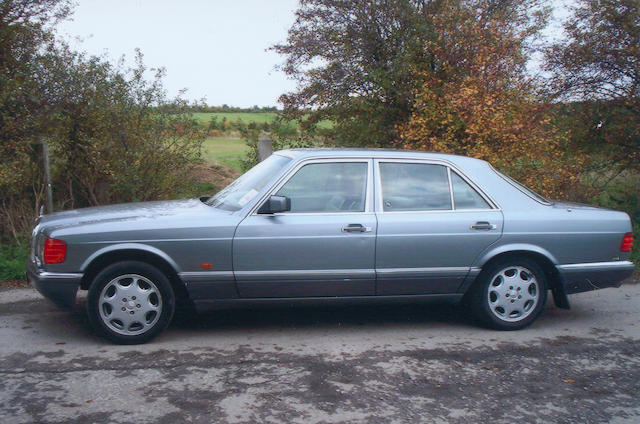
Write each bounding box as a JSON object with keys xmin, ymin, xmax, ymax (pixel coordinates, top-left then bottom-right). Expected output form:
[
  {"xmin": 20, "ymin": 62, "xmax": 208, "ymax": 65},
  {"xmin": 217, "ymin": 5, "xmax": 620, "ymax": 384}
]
[
  {"xmin": 258, "ymin": 135, "xmax": 273, "ymax": 162},
  {"xmin": 41, "ymin": 141, "xmax": 53, "ymax": 213}
]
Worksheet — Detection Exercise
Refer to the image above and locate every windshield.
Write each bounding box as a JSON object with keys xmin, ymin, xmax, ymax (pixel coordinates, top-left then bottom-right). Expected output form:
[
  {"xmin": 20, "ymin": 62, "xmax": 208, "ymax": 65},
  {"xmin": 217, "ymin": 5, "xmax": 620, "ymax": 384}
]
[
  {"xmin": 206, "ymin": 154, "xmax": 292, "ymax": 211},
  {"xmin": 492, "ymin": 167, "xmax": 551, "ymax": 205}
]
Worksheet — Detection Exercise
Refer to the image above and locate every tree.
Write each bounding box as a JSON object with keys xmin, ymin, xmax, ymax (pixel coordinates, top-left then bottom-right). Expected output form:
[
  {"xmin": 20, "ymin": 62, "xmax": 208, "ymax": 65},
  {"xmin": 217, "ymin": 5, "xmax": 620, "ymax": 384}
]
[
  {"xmin": 0, "ymin": 0, "xmax": 71, "ymax": 186},
  {"xmin": 0, "ymin": 0, "xmax": 73, "ymax": 239},
  {"xmin": 0, "ymin": 1, "xmax": 205, "ymax": 243},
  {"xmin": 400, "ymin": 0, "xmax": 583, "ymax": 198},
  {"xmin": 46, "ymin": 48, "xmax": 205, "ymax": 207},
  {"xmin": 208, "ymin": 116, "xmax": 220, "ymax": 132},
  {"xmin": 273, "ymin": 0, "xmax": 437, "ymax": 147},
  {"xmin": 545, "ymin": 0, "xmax": 640, "ymax": 173}
]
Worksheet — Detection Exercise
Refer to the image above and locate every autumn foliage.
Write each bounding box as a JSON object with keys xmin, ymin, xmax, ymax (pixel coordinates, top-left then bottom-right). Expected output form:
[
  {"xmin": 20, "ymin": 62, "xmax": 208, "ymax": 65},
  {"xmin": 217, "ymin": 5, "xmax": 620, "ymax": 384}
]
[
  {"xmin": 274, "ymin": 0, "xmax": 590, "ymax": 199},
  {"xmin": 399, "ymin": 1, "xmax": 584, "ymax": 199}
]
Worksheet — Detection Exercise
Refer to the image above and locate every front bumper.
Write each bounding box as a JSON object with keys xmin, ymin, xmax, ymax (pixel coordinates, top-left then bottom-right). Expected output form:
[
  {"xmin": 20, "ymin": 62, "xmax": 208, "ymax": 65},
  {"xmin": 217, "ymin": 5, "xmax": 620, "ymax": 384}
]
[
  {"xmin": 26, "ymin": 261, "xmax": 82, "ymax": 309},
  {"xmin": 557, "ymin": 261, "xmax": 635, "ymax": 295}
]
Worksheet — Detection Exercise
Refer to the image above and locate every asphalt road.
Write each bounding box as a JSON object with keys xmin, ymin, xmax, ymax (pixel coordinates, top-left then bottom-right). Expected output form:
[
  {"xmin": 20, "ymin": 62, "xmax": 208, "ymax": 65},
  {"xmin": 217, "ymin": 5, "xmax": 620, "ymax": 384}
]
[{"xmin": 1, "ymin": 279, "xmax": 639, "ymax": 424}]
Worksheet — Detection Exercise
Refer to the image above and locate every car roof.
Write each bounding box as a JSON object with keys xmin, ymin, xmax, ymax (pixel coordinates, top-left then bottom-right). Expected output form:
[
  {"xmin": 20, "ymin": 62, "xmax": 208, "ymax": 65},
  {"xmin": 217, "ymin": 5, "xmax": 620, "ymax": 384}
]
[{"xmin": 275, "ymin": 148, "xmax": 488, "ymax": 166}]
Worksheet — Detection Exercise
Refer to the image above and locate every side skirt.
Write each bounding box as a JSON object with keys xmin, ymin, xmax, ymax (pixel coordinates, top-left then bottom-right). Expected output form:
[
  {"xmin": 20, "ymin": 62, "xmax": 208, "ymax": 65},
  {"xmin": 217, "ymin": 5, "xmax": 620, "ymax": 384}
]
[{"xmin": 193, "ymin": 293, "xmax": 463, "ymax": 312}]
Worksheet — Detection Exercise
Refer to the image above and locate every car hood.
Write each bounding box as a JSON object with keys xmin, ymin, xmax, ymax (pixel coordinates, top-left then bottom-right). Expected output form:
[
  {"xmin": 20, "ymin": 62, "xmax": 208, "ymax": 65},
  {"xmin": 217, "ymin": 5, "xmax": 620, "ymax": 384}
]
[{"xmin": 37, "ymin": 199, "xmax": 226, "ymax": 233}]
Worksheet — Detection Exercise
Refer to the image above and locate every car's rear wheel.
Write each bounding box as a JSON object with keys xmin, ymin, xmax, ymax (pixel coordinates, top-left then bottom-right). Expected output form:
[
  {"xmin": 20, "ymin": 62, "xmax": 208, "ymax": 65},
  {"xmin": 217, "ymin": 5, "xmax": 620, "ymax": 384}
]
[
  {"xmin": 468, "ymin": 258, "xmax": 547, "ymax": 330},
  {"xmin": 87, "ymin": 261, "xmax": 175, "ymax": 344}
]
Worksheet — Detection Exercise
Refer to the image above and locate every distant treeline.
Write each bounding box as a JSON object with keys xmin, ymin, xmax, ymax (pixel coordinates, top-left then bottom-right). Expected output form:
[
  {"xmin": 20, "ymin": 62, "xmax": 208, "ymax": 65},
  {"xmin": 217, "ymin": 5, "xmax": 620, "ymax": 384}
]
[{"xmin": 159, "ymin": 104, "xmax": 280, "ymax": 114}]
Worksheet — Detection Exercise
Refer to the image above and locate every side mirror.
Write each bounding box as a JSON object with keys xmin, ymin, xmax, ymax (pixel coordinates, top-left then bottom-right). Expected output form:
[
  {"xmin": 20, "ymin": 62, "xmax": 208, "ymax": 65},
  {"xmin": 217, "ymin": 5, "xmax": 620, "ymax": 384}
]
[{"xmin": 258, "ymin": 195, "xmax": 291, "ymax": 214}]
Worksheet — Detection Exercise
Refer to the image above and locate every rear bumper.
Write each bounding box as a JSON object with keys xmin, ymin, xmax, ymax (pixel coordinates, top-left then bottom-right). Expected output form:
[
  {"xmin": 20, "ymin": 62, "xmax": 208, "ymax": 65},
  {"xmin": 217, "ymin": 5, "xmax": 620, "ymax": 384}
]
[
  {"xmin": 557, "ymin": 261, "xmax": 635, "ymax": 295},
  {"xmin": 26, "ymin": 261, "xmax": 82, "ymax": 309}
]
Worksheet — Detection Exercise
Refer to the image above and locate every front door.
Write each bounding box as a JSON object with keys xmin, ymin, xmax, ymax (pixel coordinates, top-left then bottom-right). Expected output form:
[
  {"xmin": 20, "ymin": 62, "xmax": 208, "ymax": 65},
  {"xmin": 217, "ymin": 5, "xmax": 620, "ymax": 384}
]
[
  {"xmin": 233, "ymin": 159, "xmax": 377, "ymax": 298},
  {"xmin": 374, "ymin": 160, "xmax": 503, "ymax": 295}
]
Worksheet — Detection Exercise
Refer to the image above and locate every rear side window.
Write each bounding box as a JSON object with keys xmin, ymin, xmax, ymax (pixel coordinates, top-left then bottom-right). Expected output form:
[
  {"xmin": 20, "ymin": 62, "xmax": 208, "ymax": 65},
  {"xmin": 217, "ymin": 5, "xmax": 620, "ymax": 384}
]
[
  {"xmin": 451, "ymin": 171, "xmax": 491, "ymax": 210},
  {"xmin": 379, "ymin": 163, "xmax": 452, "ymax": 211},
  {"xmin": 493, "ymin": 167, "xmax": 550, "ymax": 205},
  {"xmin": 277, "ymin": 162, "xmax": 368, "ymax": 213}
]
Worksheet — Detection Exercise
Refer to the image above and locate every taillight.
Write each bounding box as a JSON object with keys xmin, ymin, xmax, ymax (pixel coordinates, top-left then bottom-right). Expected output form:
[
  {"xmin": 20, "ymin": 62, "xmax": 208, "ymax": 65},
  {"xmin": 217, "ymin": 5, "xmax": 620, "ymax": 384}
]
[
  {"xmin": 621, "ymin": 233, "xmax": 634, "ymax": 252},
  {"xmin": 43, "ymin": 238, "xmax": 67, "ymax": 263}
]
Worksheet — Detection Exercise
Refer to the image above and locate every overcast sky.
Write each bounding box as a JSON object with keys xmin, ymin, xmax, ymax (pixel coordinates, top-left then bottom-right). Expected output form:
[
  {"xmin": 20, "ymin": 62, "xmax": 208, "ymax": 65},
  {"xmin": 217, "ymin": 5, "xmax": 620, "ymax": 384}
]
[
  {"xmin": 57, "ymin": 0, "xmax": 299, "ymax": 108},
  {"xmin": 57, "ymin": 0, "xmax": 572, "ymax": 108}
]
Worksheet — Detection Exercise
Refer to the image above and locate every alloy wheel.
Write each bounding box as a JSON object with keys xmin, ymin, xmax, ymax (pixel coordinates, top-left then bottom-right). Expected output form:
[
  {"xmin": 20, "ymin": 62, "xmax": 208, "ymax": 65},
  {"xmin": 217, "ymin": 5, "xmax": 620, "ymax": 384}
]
[
  {"xmin": 98, "ymin": 274, "xmax": 163, "ymax": 336},
  {"xmin": 486, "ymin": 266, "xmax": 540, "ymax": 322}
]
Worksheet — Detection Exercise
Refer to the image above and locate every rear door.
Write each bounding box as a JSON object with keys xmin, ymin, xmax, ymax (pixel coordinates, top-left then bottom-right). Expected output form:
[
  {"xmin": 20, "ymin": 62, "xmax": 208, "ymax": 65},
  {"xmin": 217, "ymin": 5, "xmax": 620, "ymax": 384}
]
[
  {"xmin": 374, "ymin": 159, "xmax": 503, "ymax": 295},
  {"xmin": 233, "ymin": 159, "xmax": 377, "ymax": 298}
]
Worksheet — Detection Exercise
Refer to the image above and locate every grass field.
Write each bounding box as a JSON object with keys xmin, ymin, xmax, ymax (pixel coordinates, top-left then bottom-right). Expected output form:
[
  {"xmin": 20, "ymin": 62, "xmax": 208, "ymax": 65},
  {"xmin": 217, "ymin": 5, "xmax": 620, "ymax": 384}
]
[
  {"xmin": 193, "ymin": 112, "xmax": 278, "ymax": 125},
  {"xmin": 201, "ymin": 137, "xmax": 250, "ymax": 171},
  {"xmin": 198, "ymin": 112, "xmax": 332, "ymax": 176},
  {"xmin": 193, "ymin": 112, "xmax": 333, "ymax": 129}
]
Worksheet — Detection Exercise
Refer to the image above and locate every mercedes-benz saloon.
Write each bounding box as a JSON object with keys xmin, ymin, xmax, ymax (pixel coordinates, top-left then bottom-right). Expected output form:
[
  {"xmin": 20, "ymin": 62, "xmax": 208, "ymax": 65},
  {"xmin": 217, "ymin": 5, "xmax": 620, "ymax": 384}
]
[{"xmin": 27, "ymin": 149, "xmax": 635, "ymax": 343}]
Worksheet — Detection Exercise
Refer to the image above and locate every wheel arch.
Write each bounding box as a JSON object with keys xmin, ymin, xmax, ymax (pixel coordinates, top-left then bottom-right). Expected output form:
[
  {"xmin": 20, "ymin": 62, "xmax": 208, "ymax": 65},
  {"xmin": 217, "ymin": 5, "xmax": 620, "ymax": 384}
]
[
  {"xmin": 79, "ymin": 244, "xmax": 190, "ymax": 304},
  {"xmin": 465, "ymin": 245, "xmax": 569, "ymax": 309},
  {"xmin": 474, "ymin": 243, "xmax": 560, "ymax": 268}
]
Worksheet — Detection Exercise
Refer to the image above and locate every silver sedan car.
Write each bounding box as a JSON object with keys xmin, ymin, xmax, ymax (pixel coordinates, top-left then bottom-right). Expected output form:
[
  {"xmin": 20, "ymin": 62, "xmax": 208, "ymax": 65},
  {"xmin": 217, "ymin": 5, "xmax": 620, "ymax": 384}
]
[{"xmin": 27, "ymin": 149, "xmax": 635, "ymax": 343}]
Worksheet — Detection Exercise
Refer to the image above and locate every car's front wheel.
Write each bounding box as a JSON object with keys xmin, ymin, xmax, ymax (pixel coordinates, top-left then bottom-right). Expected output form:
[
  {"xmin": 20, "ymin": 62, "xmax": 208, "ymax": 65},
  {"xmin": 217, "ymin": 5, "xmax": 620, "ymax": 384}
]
[
  {"xmin": 87, "ymin": 261, "xmax": 175, "ymax": 344},
  {"xmin": 468, "ymin": 258, "xmax": 547, "ymax": 330}
]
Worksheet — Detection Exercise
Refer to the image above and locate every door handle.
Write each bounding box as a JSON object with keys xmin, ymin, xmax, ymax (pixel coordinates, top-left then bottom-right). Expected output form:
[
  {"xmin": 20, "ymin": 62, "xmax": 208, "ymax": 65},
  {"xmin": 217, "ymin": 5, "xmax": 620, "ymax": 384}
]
[
  {"xmin": 471, "ymin": 221, "xmax": 496, "ymax": 230},
  {"xmin": 342, "ymin": 224, "xmax": 371, "ymax": 233}
]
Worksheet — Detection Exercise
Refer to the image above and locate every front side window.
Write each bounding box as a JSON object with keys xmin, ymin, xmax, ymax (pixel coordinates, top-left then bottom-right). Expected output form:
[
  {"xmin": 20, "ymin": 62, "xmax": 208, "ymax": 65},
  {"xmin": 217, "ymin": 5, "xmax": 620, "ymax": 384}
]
[
  {"xmin": 379, "ymin": 163, "xmax": 452, "ymax": 211},
  {"xmin": 451, "ymin": 171, "xmax": 491, "ymax": 210},
  {"xmin": 276, "ymin": 162, "xmax": 368, "ymax": 213}
]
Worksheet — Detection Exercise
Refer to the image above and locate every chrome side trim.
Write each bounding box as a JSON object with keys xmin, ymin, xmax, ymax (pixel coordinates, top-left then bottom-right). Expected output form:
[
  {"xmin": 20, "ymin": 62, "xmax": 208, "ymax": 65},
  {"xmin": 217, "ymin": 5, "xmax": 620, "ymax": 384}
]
[
  {"xmin": 179, "ymin": 271, "xmax": 234, "ymax": 277},
  {"xmin": 374, "ymin": 209, "xmax": 502, "ymax": 215},
  {"xmin": 235, "ymin": 269, "xmax": 374, "ymax": 280},
  {"xmin": 557, "ymin": 261, "xmax": 634, "ymax": 270},
  {"xmin": 236, "ymin": 269, "xmax": 372, "ymax": 276},
  {"xmin": 179, "ymin": 271, "xmax": 234, "ymax": 280},
  {"xmin": 267, "ymin": 212, "xmax": 377, "ymax": 217},
  {"xmin": 377, "ymin": 267, "xmax": 470, "ymax": 275}
]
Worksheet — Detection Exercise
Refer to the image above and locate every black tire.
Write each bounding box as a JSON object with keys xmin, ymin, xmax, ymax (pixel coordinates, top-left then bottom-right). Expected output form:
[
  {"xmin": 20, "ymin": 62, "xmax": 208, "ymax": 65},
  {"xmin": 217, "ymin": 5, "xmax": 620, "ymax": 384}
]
[
  {"xmin": 87, "ymin": 261, "xmax": 175, "ymax": 344},
  {"xmin": 467, "ymin": 258, "xmax": 547, "ymax": 330}
]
